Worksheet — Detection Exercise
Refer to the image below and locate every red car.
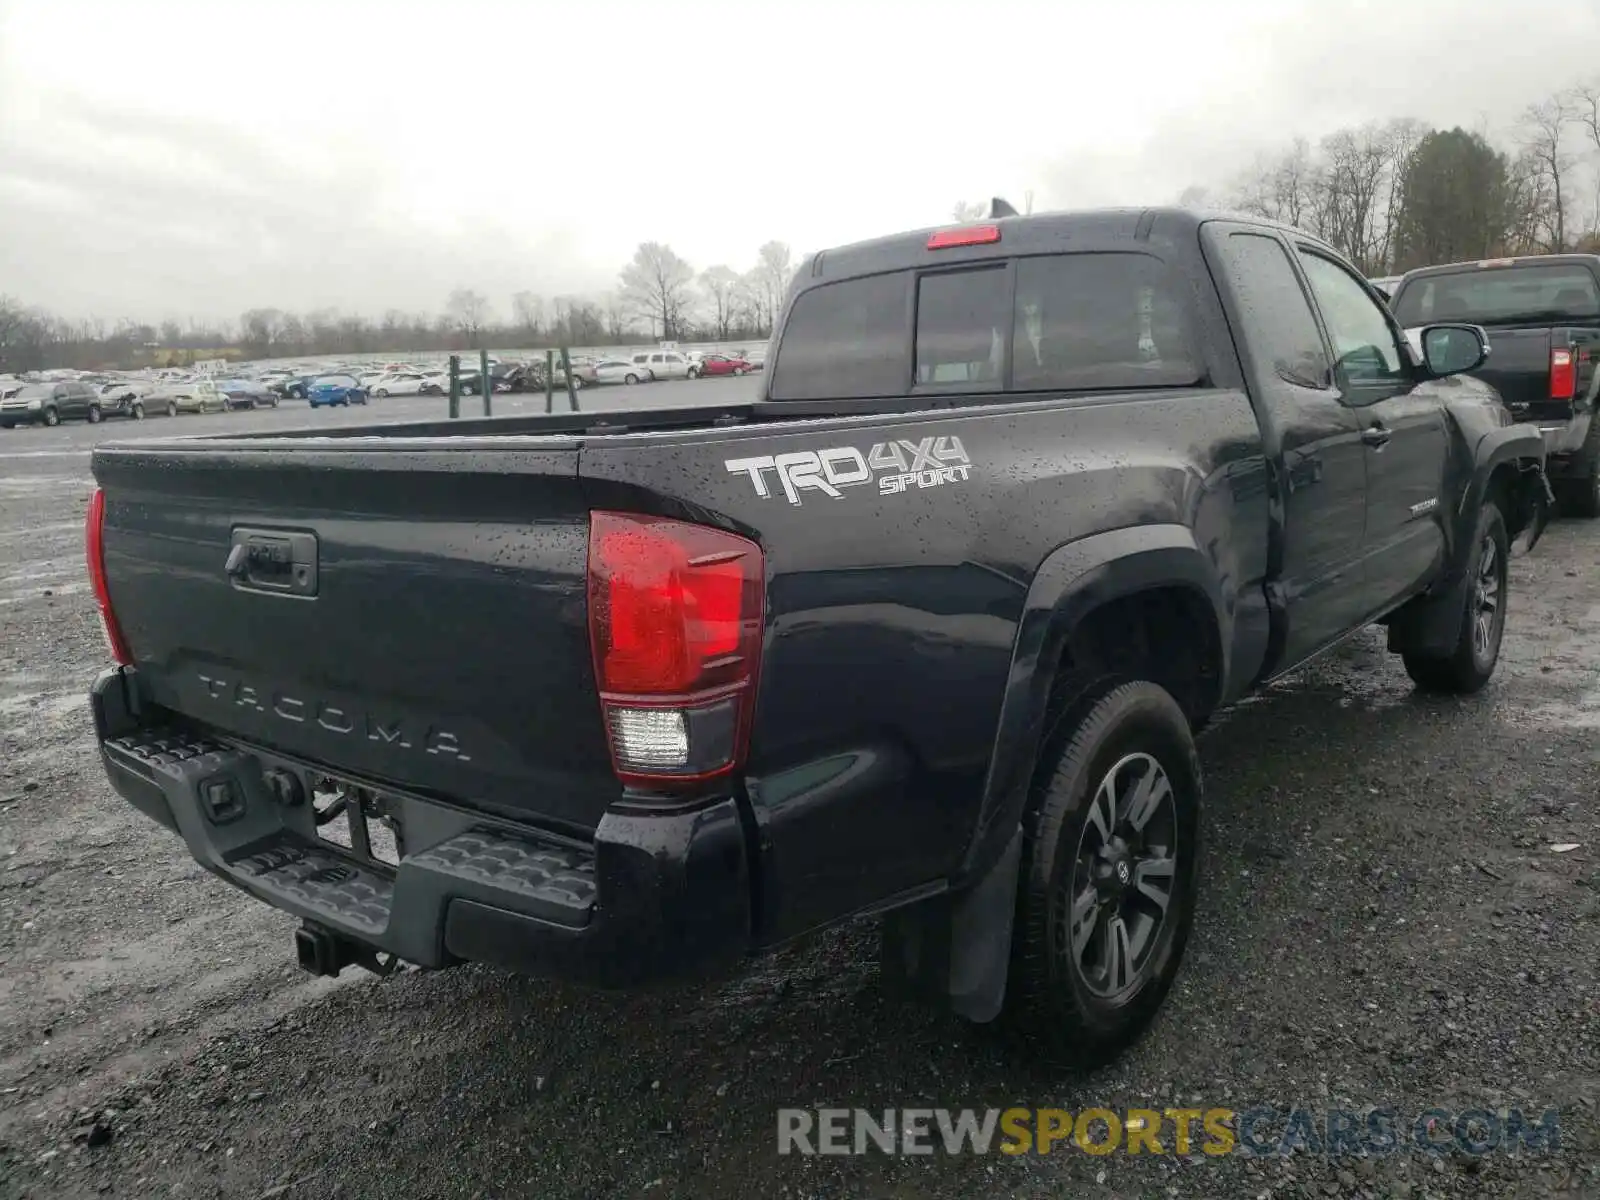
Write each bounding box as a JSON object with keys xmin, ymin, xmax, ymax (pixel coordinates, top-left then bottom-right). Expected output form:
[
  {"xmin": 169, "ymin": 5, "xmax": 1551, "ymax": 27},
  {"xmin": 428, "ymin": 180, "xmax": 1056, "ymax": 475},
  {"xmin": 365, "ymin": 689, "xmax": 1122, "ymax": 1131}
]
[{"xmin": 697, "ymin": 353, "xmax": 752, "ymax": 377}]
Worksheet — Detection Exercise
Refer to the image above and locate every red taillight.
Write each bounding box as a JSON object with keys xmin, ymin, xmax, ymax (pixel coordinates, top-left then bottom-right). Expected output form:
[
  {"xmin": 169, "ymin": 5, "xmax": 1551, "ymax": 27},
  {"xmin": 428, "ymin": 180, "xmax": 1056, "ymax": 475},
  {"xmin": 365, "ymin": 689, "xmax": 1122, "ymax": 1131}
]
[
  {"xmin": 1551, "ymin": 347, "xmax": 1576, "ymax": 400},
  {"xmin": 587, "ymin": 511, "xmax": 763, "ymax": 787},
  {"xmin": 927, "ymin": 224, "xmax": 1001, "ymax": 249},
  {"xmin": 85, "ymin": 487, "xmax": 133, "ymax": 666}
]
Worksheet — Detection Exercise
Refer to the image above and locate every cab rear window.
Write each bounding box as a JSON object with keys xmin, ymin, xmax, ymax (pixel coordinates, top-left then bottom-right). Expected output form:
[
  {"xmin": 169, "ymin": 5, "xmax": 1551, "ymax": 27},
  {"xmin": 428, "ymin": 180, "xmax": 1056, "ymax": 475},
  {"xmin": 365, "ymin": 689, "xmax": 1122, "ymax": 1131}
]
[
  {"xmin": 1392, "ymin": 264, "xmax": 1600, "ymax": 326},
  {"xmin": 769, "ymin": 252, "xmax": 1202, "ymax": 401}
]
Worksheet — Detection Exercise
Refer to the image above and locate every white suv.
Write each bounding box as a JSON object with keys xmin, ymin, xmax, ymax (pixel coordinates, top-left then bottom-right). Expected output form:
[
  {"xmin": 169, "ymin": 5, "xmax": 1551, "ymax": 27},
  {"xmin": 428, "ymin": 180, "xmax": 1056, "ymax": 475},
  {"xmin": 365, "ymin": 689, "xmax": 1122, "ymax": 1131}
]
[{"xmin": 629, "ymin": 350, "xmax": 699, "ymax": 380}]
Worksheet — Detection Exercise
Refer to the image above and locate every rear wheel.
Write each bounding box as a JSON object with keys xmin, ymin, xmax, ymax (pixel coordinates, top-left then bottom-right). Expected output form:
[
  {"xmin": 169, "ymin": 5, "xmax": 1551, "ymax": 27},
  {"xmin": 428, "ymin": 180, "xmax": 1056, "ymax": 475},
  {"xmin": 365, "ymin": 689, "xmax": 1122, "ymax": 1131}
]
[
  {"xmin": 625, "ymin": 373, "xmax": 639, "ymax": 385},
  {"xmin": 131, "ymin": 403, "xmax": 145, "ymax": 419},
  {"xmin": 733, "ymin": 366, "xmax": 746, "ymax": 376},
  {"xmin": 375, "ymin": 388, "xmax": 388, "ymax": 398},
  {"xmin": 1005, "ymin": 680, "xmax": 1200, "ymax": 1066},
  {"xmin": 167, "ymin": 401, "xmax": 179, "ymax": 417},
  {"xmin": 1402, "ymin": 502, "xmax": 1508, "ymax": 693},
  {"xmin": 86, "ymin": 405, "xmax": 101, "ymax": 424},
  {"xmin": 43, "ymin": 407, "xmax": 60, "ymax": 427}
]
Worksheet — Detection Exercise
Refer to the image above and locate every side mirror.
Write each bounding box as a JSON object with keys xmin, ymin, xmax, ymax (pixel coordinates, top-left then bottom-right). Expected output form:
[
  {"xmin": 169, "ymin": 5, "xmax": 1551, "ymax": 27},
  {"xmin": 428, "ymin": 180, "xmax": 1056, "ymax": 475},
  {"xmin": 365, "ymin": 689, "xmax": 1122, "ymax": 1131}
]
[{"xmin": 1419, "ymin": 323, "xmax": 1490, "ymax": 378}]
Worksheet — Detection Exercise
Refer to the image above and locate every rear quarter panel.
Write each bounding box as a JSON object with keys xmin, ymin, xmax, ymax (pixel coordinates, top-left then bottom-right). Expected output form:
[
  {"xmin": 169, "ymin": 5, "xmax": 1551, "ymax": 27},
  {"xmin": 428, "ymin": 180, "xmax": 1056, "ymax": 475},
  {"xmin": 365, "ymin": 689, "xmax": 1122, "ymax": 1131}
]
[{"xmin": 578, "ymin": 390, "xmax": 1268, "ymax": 941}]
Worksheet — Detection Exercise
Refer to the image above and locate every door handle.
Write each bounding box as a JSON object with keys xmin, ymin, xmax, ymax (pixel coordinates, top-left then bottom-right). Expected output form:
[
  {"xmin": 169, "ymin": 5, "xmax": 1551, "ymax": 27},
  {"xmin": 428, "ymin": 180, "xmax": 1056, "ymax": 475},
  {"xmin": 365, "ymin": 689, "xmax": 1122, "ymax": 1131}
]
[{"xmin": 1361, "ymin": 423, "xmax": 1391, "ymax": 448}]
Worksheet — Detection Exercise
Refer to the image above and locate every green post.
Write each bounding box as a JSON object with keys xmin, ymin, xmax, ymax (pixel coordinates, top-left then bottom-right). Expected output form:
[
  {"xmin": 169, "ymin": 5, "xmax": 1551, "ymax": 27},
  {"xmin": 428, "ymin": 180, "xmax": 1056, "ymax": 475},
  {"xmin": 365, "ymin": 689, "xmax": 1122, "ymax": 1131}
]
[
  {"xmin": 559, "ymin": 347, "xmax": 579, "ymax": 411},
  {"xmin": 448, "ymin": 354, "xmax": 460, "ymax": 419},
  {"xmin": 480, "ymin": 348, "xmax": 491, "ymax": 417},
  {"xmin": 545, "ymin": 349, "xmax": 555, "ymax": 413}
]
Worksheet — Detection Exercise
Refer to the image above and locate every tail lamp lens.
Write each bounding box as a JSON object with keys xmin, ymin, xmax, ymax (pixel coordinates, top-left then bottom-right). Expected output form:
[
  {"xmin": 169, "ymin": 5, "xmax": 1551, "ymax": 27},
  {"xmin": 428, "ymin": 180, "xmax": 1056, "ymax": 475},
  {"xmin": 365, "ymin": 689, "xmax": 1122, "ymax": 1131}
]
[
  {"xmin": 85, "ymin": 487, "xmax": 134, "ymax": 666},
  {"xmin": 587, "ymin": 512, "xmax": 763, "ymax": 787},
  {"xmin": 1551, "ymin": 347, "xmax": 1576, "ymax": 400}
]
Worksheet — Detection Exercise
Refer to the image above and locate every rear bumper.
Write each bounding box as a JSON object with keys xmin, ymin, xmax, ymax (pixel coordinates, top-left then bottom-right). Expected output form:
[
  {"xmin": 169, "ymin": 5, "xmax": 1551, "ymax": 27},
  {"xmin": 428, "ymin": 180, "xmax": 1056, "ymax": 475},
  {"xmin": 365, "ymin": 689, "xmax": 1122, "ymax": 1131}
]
[
  {"xmin": 1533, "ymin": 413, "xmax": 1591, "ymax": 473},
  {"xmin": 91, "ymin": 667, "xmax": 752, "ymax": 987}
]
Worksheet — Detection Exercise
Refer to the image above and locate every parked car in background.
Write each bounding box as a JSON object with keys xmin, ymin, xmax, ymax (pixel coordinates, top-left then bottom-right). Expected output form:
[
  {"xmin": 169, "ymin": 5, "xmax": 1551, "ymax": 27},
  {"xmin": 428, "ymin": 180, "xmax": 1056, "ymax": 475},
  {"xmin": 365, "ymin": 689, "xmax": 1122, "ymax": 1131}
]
[
  {"xmin": 148, "ymin": 378, "xmax": 227, "ymax": 416},
  {"xmin": 215, "ymin": 378, "xmax": 280, "ymax": 410},
  {"xmin": 1390, "ymin": 254, "xmax": 1600, "ymax": 516},
  {"xmin": 1369, "ymin": 275, "xmax": 1404, "ymax": 302},
  {"xmin": 697, "ymin": 353, "xmax": 753, "ymax": 377},
  {"xmin": 98, "ymin": 380, "xmax": 154, "ymax": 419},
  {"xmin": 629, "ymin": 349, "xmax": 698, "ymax": 380},
  {"xmin": 590, "ymin": 359, "xmax": 649, "ymax": 385},
  {"xmin": 1, "ymin": 379, "xmax": 103, "ymax": 426},
  {"xmin": 270, "ymin": 374, "xmax": 318, "ymax": 400},
  {"xmin": 307, "ymin": 374, "xmax": 369, "ymax": 408},
  {"xmin": 370, "ymin": 372, "xmax": 429, "ymax": 397}
]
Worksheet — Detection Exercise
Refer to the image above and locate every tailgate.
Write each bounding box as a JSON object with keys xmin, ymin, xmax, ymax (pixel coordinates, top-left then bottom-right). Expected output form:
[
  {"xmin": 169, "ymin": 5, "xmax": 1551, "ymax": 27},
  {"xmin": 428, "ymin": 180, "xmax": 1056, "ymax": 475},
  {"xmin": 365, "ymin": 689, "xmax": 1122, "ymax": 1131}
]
[
  {"xmin": 1476, "ymin": 327, "xmax": 1560, "ymax": 421},
  {"xmin": 92, "ymin": 441, "xmax": 617, "ymax": 833}
]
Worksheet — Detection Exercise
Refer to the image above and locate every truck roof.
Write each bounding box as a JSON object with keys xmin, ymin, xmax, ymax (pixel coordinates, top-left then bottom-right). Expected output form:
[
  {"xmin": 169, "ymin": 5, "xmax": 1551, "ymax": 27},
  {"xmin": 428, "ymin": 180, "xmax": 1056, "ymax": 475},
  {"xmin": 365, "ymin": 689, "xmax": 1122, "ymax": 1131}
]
[
  {"xmin": 805, "ymin": 206, "xmax": 1324, "ymax": 285},
  {"xmin": 1399, "ymin": 253, "xmax": 1600, "ymax": 281}
]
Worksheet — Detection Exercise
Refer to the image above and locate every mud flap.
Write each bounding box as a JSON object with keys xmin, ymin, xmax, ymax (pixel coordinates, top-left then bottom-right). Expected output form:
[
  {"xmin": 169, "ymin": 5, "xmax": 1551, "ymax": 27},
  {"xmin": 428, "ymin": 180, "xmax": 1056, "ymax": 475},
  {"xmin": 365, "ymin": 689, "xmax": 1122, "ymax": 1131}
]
[
  {"xmin": 879, "ymin": 826, "xmax": 1021, "ymax": 1023},
  {"xmin": 1513, "ymin": 461, "xmax": 1554, "ymax": 556}
]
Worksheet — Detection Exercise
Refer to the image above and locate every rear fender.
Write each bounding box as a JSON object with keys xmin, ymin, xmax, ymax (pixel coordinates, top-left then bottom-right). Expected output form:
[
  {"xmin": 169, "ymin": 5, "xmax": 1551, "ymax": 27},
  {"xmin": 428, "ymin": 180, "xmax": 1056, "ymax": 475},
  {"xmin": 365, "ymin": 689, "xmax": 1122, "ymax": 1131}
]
[
  {"xmin": 885, "ymin": 525, "xmax": 1226, "ymax": 1022},
  {"xmin": 957, "ymin": 524, "xmax": 1229, "ymax": 885}
]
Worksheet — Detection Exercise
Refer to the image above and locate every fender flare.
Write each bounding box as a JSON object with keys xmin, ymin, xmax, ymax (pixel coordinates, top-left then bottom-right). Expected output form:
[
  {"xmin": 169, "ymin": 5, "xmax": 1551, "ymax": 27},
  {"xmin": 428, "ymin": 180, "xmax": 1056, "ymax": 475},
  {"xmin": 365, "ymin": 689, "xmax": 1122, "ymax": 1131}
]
[
  {"xmin": 1388, "ymin": 424, "xmax": 1549, "ymax": 659},
  {"xmin": 956, "ymin": 524, "xmax": 1229, "ymax": 885},
  {"xmin": 1456, "ymin": 424, "xmax": 1550, "ymax": 557}
]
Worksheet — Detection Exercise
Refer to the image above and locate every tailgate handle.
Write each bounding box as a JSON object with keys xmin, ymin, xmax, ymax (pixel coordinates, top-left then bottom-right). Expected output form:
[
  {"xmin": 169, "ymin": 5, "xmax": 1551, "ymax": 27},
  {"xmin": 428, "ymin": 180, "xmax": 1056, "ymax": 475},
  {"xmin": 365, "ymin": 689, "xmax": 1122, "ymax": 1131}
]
[{"xmin": 228, "ymin": 528, "xmax": 319, "ymax": 598}]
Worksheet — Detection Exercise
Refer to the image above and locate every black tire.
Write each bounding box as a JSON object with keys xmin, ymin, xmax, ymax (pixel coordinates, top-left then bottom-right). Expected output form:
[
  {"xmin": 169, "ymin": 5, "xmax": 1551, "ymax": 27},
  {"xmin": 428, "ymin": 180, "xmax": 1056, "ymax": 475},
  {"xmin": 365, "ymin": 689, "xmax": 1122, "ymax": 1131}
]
[
  {"xmin": 43, "ymin": 407, "xmax": 59, "ymax": 427},
  {"xmin": 167, "ymin": 401, "xmax": 179, "ymax": 417},
  {"xmin": 733, "ymin": 366, "xmax": 746, "ymax": 376},
  {"xmin": 0, "ymin": 422, "xmax": 13, "ymax": 430},
  {"xmin": 1006, "ymin": 679, "xmax": 1201, "ymax": 1067},
  {"xmin": 375, "ymin": 389, "xmax": 388, "ymax": 398},
  {"xmin": 1559, "ymin": 421, "xmax": 1600, "ymax": 519},
  {"xmin": 625, "ymin": 374, "xmax": 639, "ymax": 385},
  {"xmin": 131, "ymin": 403, "xmax": 144, "ymax": 419},
  {"xmin": 86, "ymin": 405, "xmax": 101, "ymax": 424},
  {"xmin": 1402, "ymin": 503, "xmax": 1509, "ymax": 693}
]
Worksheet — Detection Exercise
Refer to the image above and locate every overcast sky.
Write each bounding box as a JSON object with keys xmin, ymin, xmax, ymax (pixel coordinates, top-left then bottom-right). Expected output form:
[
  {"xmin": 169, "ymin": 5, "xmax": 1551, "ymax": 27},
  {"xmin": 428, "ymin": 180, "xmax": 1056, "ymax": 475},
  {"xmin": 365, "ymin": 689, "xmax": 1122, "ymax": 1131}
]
[{"xmin": 2, "ymin": 0, "xmax": 1597, "ymax": 325}]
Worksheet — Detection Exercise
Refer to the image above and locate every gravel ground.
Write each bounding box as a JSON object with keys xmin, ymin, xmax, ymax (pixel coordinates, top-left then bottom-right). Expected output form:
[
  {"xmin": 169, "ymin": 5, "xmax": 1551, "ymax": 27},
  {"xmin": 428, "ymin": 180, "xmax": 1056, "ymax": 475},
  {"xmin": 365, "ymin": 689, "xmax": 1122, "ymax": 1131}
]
[{"xmin": 0, "ymin": 394, "xmax": 1596, "ymax": 1199}]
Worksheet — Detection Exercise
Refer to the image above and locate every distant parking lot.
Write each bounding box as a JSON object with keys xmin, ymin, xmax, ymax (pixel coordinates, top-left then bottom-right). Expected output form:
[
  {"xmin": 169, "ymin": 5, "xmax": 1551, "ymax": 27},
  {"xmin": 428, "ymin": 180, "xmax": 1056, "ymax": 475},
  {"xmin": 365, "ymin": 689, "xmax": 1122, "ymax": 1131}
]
[{"xmin": 0, "ymin": 373, "xmax": 754, "ymax": 445}]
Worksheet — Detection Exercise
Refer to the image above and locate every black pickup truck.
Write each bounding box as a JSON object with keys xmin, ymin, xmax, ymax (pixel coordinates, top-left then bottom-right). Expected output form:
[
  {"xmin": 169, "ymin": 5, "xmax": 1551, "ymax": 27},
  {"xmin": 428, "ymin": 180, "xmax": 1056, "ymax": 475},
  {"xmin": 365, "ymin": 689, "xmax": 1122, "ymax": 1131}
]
[
  {"xmin": 85, "ymin": 208, "xmax": 1549, "ymax": 1064},
  {"xmin": 1391, "ymin": 254, "xmax": 1600, "ymax": 516}
]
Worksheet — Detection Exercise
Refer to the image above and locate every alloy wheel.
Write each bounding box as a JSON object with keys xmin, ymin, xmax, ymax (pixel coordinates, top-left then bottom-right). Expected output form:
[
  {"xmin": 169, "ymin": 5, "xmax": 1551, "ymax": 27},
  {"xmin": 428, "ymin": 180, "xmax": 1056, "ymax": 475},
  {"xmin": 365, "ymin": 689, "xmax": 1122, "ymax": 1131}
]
[
  {"xmin": 1471, "ymin": 531, "xmax": 1506, "ymax": 665},
  {"xmin": 1063, "ymin": 752, "xmax": 1179, "ymax": 998}
]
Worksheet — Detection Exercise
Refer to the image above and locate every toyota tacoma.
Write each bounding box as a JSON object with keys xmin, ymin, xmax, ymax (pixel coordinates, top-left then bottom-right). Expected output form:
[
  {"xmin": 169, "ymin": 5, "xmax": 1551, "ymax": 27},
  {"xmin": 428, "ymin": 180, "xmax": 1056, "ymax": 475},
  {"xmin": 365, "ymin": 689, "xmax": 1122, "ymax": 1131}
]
[{"xmin": 86, "ymin": 206, "xmax": 1549, "ymax": 1063}]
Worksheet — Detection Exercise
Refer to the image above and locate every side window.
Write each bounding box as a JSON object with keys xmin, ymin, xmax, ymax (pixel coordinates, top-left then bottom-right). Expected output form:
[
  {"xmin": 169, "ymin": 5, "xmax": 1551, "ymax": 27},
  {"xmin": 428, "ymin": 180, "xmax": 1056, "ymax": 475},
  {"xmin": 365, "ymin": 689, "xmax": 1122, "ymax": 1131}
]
[
  {"xmin": 1297, "ymin": 250, "xmax": 1405, "ymax": 388},
  {"xmin": 1213, "ymin": 232, "xmax": 1330, "ymax": 390},
  {"xmin": 770, "ymin": 271, "xmax": 910, "ymax": 400},
  {"xmin": 915, "ymin": 266, "xmax": 1009, "ymax": 386},
  {"xmin": 1011, "ymin": 253, "xmax": 1201, "ymax": 390}
]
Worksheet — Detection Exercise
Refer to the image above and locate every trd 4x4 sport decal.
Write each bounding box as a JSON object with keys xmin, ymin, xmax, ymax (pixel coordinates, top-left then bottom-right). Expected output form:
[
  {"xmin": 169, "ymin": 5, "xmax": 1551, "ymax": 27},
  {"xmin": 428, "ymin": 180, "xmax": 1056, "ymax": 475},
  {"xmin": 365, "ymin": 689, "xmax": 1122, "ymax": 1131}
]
[{"xmin": 725, "ymin": 436, "xmax": 972, "ymax": 505}]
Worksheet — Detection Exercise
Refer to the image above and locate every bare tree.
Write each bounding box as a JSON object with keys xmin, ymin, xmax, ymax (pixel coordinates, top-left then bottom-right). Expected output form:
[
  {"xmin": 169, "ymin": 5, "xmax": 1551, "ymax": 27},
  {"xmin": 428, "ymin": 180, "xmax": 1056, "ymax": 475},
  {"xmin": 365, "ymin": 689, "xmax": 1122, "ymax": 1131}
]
[
  {"xmin": 699, "ymin": 265, "xmax": 740, "ymax": 340},
  {"xmin": 1315, "ymin": 123, "xmax": 1399, "ymax": 271},
  {"xmin": 619, "ymin": 243, "xmax": 695, "ymax": 340},
  {"xmin": 951, "ymin": 200, "xmax": 986, "ymax": 222},
  {"xmin": 1520, "ymin": 98, "xmax": 1576, "ymax": 250},
  {"xmin": 1231, "ymin": 138, "xmax": 1316, "ymax": 229},
  {"xmin": 445, "ymin": 288, "xmax": 491, "ymax": 346},
  {"xmin": 754, "ymin": 241, "xmax": 794, "ymax": 335},
  {"xmin": 1570, "ymin": 81, "xmax": 1600, "ymax": 239},
  {"xmin": 601, "ymin": 293, "xmax": 628, "ymax": 341},
  {"xmin": 510, "ymin": 291, "xmax": 544, "ymax": 342}
]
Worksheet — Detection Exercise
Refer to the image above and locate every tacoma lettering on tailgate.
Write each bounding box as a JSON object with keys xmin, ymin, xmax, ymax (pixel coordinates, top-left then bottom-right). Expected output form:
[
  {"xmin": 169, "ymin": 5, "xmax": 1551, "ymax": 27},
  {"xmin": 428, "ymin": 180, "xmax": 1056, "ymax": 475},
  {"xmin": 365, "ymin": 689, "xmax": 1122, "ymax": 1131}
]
[{"xmin": 196, "ymin": 674, "xmax": 471, "ymax": 761}]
